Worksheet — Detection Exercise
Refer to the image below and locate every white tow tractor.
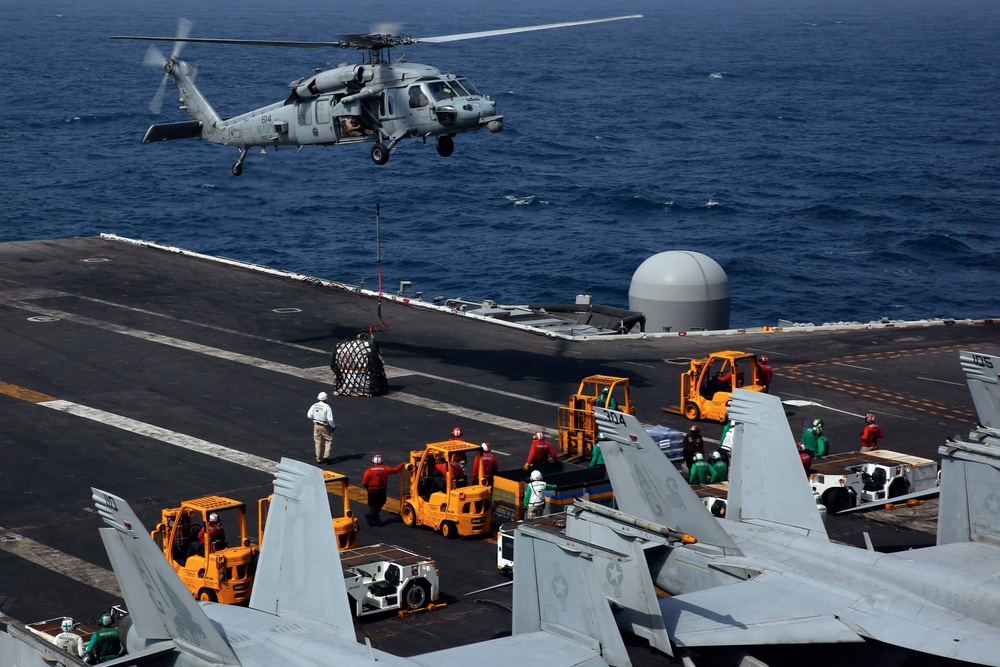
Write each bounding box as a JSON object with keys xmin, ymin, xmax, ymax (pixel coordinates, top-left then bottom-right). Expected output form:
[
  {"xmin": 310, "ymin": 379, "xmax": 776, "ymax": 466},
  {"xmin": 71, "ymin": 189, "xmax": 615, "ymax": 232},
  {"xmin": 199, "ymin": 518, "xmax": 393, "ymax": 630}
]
[
  {"xmin": 809, "ymin": 450, "xmax": 938, "ymax": 514},
  {"xmin": 341, "ymin": 543, "xmax": 441, "ymax": 617}
]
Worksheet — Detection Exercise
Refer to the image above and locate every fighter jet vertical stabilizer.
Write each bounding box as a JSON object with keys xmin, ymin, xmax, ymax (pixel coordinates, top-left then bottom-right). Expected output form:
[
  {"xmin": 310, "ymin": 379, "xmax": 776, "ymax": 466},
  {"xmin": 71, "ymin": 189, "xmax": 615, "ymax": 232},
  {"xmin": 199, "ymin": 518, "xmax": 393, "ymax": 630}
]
[{"xmin": 726, "ymin": 390, "xmax": 828, "ymax": 538}]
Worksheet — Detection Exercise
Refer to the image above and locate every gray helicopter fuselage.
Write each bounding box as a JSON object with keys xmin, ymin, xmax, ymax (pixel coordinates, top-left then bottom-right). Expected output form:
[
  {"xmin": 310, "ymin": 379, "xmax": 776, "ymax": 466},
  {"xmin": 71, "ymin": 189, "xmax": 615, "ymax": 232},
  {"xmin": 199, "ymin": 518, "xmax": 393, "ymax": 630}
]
[{"xmin": 207, "ymin": 62, "xmax": 500, "ymax": 149}]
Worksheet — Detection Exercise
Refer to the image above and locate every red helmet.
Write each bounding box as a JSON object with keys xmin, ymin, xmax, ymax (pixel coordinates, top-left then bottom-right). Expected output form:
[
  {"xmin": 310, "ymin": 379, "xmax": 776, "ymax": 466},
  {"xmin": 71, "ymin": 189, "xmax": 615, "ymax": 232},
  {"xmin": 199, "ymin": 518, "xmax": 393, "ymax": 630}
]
[
  {"xmin": 533, "ymin": 431, "xmax": 544, "ymax": 440},
  {"xmin": 451, "ymin": 427, "xmax": 463, "ymax": 438},
  {"xmin": 481, "ymin": 442, "xmax": 491, "ymax": 452},
  {"xmin": 865, "ymin": 413, "xmax": 876, "ymax": 424},
  {"xmin": 759, "ymin": 355, "xmax": 768, "ymax": 364},
  {"xmin": 372, "ymin": 454, "xmax": 383, "ymax": 464}
]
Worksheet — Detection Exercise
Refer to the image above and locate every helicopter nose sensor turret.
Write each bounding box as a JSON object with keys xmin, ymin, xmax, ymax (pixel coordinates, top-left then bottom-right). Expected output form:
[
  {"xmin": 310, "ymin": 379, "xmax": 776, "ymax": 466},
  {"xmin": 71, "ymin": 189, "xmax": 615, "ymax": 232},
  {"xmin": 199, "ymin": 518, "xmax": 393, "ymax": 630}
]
[{"xmin": 487, "ymin": 118, "xmax": 503, "ymax": 133}]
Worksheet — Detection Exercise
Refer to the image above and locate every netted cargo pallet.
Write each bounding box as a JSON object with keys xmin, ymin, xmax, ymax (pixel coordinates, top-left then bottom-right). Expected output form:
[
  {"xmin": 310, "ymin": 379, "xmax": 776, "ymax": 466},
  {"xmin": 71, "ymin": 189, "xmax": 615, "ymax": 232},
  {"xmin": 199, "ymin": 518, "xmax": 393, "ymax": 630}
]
[{"xmin": 331, "ymin": 333, "xmax": 388, "ymax": 396}]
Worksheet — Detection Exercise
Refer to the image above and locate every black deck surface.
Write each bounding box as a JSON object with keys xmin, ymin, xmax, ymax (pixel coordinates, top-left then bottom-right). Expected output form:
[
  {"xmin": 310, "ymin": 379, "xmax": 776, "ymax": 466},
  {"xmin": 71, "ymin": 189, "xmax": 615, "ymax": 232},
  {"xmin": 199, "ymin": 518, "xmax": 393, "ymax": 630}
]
[{"xmin": 0, "ymin": 236, "xmax": 996, "ymax": 664}]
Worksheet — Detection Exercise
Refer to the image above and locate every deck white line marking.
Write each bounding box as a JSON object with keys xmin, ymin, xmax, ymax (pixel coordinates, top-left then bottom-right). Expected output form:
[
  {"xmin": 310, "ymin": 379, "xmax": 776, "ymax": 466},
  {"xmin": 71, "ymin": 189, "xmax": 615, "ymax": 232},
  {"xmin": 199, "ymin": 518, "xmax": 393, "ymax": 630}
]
[
  {"xmin": 917, "ymin": 376, "xmax": 965, "ymax": 387},
  {"xmin": 40, "ymin": 400, "xmax": 279, "ymax": 474},
  {"xmin": 387, "ymin": 393, "xmax": 549, "ymax": 435},
  {"xmin": 623, "ymin": 361, "xmax": 656, "ymax": 369},
  {"xmin": 832, "ymin": 362, "xmax": 873, "ymax": 371},
  {"xmin": 11, "ymin": 300, "xmax": 563, "ymax": 408},
  {"xmin": 0, "ymin": 527, "xmax": 120, "ymax": 597}
]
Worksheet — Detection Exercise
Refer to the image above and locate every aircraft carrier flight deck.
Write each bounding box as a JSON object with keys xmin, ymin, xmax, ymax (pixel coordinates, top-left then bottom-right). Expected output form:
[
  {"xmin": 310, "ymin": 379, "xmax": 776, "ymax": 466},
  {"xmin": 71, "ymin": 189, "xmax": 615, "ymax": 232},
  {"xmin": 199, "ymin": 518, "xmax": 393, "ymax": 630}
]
[{"xmin": 0, "ymin": 235, "xmax": 995, "ymax": 664}]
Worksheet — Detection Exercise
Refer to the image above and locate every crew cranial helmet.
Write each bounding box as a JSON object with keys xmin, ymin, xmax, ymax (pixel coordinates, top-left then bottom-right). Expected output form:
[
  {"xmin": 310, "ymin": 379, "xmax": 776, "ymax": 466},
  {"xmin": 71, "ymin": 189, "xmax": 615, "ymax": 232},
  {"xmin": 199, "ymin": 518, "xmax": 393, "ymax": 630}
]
[
  {"xmin": 61, "ymin": 618, "xmax": 74, "ymax": 633},
  {"xmin": 694, "ymin": 452, "xmax": 704, "ymax": 461},
  {"xmin": 452, "ymin": 427, "xmax": 463, "ymax": 438},
  {"xmin": 530, "ymin": 470, "xmax": 543, "ymax": 481},
  {"xmin": 317, "ymin": 391, "xmax": 328, "ymax": 400},
  {"xmin": 372, "ymin": 454, "xmax": 383, "ymax": 464},
  {"xmin": 865, "ymin": 413, "xmax": 876, "ymax": 423},
  {"xmin": 759, "ymin": 355, "xmax": 769, "ymax": 364},
  {"xmin": 100, "ymin": 614, "xmax": 113, "ymax": 628},
  {"xmin": 533, "ymin": 431, "xmax": 544, "ymax": 440},
  {"xmin": 710, "ymin": 451, "xmax": 720, "ymax": 461},
  {"xmin": 481, "ymin": 442, "xmax": 491, "ymax": 452},
  {"xmin": 208, "ymin": 513, "xmax": 219, "ymax": 524}
]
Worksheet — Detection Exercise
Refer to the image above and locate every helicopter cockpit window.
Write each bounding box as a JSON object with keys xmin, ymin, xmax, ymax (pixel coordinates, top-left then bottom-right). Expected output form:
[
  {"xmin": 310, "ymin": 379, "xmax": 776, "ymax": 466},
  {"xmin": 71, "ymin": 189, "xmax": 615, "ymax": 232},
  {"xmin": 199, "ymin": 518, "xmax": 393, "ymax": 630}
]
[
  {"xmin": 408, "ymin": 86, "xmax": 429, "ymax": 109},
  {"xmin": 456, "ymin": 78, "xmax": 480, "ymax": 96},
  {"xmin": 426, "ymin": 81, "xmax": 458, "ymax": 102}
]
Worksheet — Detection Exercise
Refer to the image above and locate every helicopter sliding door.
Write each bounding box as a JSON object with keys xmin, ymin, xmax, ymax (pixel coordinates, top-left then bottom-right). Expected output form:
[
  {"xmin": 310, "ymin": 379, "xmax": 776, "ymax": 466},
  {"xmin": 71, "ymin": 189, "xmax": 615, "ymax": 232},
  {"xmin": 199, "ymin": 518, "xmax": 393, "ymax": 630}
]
[{"xmin": 405, "ymin": 84, "xmax": 436, "ymax": 133}]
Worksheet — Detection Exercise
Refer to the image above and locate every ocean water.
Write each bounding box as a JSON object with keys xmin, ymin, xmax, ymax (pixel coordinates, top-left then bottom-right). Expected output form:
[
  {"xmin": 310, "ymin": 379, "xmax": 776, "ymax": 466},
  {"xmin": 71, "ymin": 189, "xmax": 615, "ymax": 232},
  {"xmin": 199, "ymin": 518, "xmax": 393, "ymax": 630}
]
[{"xmin": 2, "ymin": 0, "xmax": 998, "ymax": 327}]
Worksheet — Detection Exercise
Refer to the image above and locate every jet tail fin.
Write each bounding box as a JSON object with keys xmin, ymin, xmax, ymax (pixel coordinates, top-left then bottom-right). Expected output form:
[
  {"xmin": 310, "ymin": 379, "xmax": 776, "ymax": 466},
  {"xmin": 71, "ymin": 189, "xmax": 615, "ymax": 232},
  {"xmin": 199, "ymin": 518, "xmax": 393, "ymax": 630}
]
[
  {"xmin": 512, "ymin": 522, "xmax": 633, "ymax": 666},
  {"xmin": 595, "ymin": 408, "xmax": 741, "ymax": 553},
  {"xmin": 726, "ymin": 390, "xmax": 828, "ymax": 538},
  {"xmin": 961, "ymin": 350, "xmax": 1000, "ymax": 436},
  {"xmin": 249, "ymin": 458, "xmax": 356, "ymax": 638},
  {"xmin": 91, "ymin": 488, "xmax": 241, "ymax": 665}
]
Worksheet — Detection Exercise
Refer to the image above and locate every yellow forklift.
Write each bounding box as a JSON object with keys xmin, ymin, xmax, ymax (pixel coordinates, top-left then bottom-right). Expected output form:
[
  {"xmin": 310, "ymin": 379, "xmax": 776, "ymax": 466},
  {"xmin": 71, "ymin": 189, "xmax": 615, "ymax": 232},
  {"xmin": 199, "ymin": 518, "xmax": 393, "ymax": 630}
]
[
  {"xmin": 398, "ymin": 440, "xmax": 492, "ymax": 538},
  {"xmin": 151, "ymin": 496, "xmax": 258, "ymax": 604},
  {"xmin": 664, "ymin": 350, "xmax": 765, "ymax": 422},
  {"xmin": 557, "ymin": 375, "xmax": 635, "ymax": 459}
]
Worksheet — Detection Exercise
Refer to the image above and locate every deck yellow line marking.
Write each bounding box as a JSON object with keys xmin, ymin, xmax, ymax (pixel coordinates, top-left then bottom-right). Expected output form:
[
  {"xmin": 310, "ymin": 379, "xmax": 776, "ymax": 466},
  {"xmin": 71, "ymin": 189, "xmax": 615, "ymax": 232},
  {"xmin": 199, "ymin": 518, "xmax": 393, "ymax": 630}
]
[
  {"xmin": 0, "ymin": 527, "xmax": 121, "ymax": 597},
  {"xmin": 0, "ymin": 381, "xmax": 56, "ymax": 403}
]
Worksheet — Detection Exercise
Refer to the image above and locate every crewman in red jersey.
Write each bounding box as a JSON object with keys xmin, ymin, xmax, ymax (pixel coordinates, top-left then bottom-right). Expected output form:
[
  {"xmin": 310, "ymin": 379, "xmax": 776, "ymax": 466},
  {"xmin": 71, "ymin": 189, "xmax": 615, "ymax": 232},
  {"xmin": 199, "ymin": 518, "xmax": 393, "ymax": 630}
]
[
  {"xmin": 362, "ymin": 454, "xmax": 406, "ymax": 527},
  {"xmin": 473, "ymin": 442, "xmax": 499, "ymax": 486},
  {"xmin": 524, "ymin": 431, "xmax": 558, "ymax": 470},
  {"xmin": 860, "ymin": 413, "xmax": 884, "ymax": 452},
  {"xmin": 756, "ymin": 355, "xmax": 773, "ymax": 392}
]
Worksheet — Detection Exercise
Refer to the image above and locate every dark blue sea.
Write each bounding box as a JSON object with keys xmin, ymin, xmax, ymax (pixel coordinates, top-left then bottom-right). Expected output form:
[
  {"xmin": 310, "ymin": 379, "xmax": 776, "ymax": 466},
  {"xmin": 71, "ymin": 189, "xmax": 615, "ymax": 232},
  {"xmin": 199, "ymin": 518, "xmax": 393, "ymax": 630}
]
[{"xmin": 3, "ymin": 0, "xmax": 998, "ymax": 327}]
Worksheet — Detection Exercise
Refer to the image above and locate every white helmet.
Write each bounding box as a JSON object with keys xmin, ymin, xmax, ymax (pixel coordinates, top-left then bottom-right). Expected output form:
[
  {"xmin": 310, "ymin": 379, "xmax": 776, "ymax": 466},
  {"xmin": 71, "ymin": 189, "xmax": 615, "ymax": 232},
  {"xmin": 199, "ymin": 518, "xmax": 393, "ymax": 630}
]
[
  {"xmin": 694, "ymin": 452, "xmax": 704, "ymax": 461},
  {"xmin": 317, "ymin": 391, "xmax": 328, "ymax": 401},
  {"xmin": 208, "ymin": 513, "xmax": 219, "ymax": 524},
  {"xmin": 61, "ymin": 618, "xmax": 74, "ymax": 633},
  {"xmin": 530, "ymin": 470, "xmax": 543, "ymax": 481},
  {"xmin": 710, "ymin": 451, "xmax": 720, "ymax": 461},
  {"xmin": 533, "ymin": 431, "xmax": 544, "ymax": 440},
  {"xmin": 372, "ymin": 454, "xmax": 383, "ymax": 464},
  {"xmin": 481, "ymin": 442, "xmax": 491, "ymax": 452},
  {"xmin": 100, "ymin": 614, "xmax": 113, "ymax": 628}
]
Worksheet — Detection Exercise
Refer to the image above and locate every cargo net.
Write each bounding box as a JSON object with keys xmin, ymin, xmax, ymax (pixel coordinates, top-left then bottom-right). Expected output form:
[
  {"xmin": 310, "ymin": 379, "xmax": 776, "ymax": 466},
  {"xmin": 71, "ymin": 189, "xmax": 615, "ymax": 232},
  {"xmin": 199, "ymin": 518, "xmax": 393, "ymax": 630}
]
[{"xmin": 331, "ymin": 333, "xmax": 389, "ymax": 396}]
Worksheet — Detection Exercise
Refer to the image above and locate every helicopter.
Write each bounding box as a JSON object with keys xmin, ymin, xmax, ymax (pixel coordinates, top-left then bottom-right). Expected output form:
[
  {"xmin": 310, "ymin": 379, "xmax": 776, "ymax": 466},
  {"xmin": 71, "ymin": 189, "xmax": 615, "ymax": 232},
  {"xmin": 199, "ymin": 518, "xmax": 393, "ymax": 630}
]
[{"xmin": 112, "ymin": 15, "xmax": 641, "ymax": 176}]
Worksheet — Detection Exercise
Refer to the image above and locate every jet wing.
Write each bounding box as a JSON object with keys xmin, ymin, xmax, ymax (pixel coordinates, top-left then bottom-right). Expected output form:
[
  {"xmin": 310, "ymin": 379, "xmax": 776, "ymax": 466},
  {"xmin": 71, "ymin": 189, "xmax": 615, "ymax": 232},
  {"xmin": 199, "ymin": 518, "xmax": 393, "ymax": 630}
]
[
  {"xmin": 664, "ymin": 570, "xmax": 1000, "ymax": 665},
  {"xmin": 408, "ymin": 631, "xmax": 608, "ymax": 667},
  {"xmin": 660, "ymin": 573, "xmax": 865, "ymax": 647}
]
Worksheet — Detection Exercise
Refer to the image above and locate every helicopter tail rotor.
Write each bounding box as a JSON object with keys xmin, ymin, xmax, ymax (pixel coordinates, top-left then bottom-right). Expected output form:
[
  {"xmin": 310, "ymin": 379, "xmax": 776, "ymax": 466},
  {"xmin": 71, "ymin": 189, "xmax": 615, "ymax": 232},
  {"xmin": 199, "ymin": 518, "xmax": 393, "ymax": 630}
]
[{"xmin": 143, "ymin": 18, "xmax": 192, "ymax": 114}]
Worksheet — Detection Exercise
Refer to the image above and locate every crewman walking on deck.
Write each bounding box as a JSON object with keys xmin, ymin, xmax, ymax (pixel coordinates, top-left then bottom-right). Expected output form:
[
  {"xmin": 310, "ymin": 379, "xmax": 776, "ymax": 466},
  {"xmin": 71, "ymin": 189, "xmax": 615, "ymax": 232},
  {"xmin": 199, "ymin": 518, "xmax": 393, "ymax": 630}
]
[
  {"xmin": 860, "ymin": 413, "xmax": 884, "ymax": 452},
  {"xmin": 801, "ymin": 419, "xmax": 828, "ymax": 457},
  {"xmin": 362, "ymin": 454, "xmax": 406, "ymax": 527},
  {"xmin": 85, "ymin": 614, "xmax": 123, "ymax": 663},
  {"xmin": 524, "ymin": 431, "xmax": 558, "ymax": 469},
  {"xmin": 473, "ymin": 442, "xmax": 499, "ymax": 485},
  {"xmin": 682, "ymin": 425, "xmax": 705, "ymax": 471},
  {"xmin": 53, "ymin": 618, "xmax": 85, "ymax": 659},
  {"xmin": 688, "ymin": 452, "xmax": 712, "ymax": 485},
  {"xmin": 590, "ymin": 433, "xmax": 607, "ymax": 467},
  {"xmin": 709, "ymin": 451, "xmax": 728, "ymax": 483},
  {"xmin": 523, "ymin": 470, "xmax": 556, "ymax": 519},
  {"xmin": 756, "ymin": 355, "xmax": 773, "ymax": 392},
  {"xmin": 307, "ymin": 391, "xmax": 336, "ymax": 464}
]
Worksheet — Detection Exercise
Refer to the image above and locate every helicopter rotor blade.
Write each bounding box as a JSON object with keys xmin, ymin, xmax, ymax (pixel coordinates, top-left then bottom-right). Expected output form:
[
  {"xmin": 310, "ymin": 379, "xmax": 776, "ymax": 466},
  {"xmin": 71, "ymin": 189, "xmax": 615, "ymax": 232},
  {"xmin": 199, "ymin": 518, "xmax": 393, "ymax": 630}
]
[
  {"xmin": 414, "ymin": 14, "xmax": 642, "ymax": 44},
  {"xmin": 149, "ymin": 73, "xmax": 169, "ymax": 114},
  {"xmin": 113, "ymin": 35, "xmax": 352, "ymax": 49},
  {"xmin": 143, "ymin": 43, "xmax": 167, "ymax": 69},
  {"xmin": 170, "ymin": 17, "xmax": 192, "ymax": 60}
]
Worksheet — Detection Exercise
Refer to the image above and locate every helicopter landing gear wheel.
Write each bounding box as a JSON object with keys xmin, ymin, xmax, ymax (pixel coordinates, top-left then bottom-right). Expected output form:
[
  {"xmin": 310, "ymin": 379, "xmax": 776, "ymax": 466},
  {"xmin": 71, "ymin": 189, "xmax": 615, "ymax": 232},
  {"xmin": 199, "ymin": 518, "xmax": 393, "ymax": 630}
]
[
  {"xmin": 371, "ymin": 142, "xmax": 389, "ymax": 165},
  {"xmin": 232, "ymin": 147, "xmax": 249, "ymax": 177},
  {"xmin": 436, "ymin": 135, "xmax": 454, "ymax": 157}
]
